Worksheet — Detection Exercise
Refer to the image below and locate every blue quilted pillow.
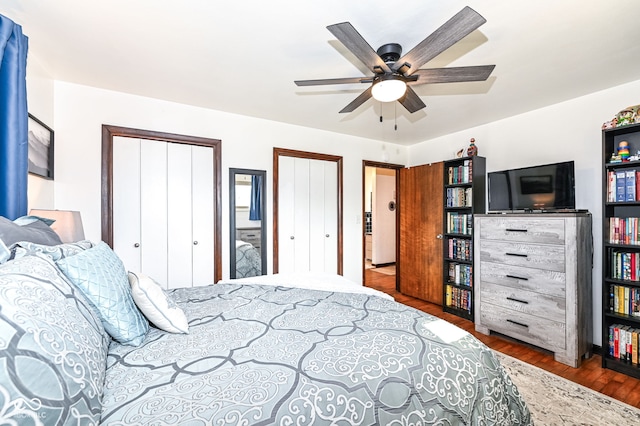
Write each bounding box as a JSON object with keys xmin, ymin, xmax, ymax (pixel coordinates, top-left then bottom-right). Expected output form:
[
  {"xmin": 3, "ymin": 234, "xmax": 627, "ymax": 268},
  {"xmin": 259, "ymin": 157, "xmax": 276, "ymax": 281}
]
[
  {"xmin": 0, "ymin": 254, "xmax": 109, "ymax": 424},
  {"xmin": 56, "ymin": 241, "xmax": 149, "ymax": 346}
]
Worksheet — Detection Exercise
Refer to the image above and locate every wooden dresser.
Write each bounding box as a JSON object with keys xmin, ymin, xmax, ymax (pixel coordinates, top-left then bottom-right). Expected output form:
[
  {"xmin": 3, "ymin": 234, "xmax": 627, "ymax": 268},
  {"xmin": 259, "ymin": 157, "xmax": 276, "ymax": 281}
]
[
  {"xmin": 474, "ymin": 213, "xmax": 592, "ymax": 367},
  {"xmin": 236, "ymin": 228, "xmax": 261, "ymax": 250}
]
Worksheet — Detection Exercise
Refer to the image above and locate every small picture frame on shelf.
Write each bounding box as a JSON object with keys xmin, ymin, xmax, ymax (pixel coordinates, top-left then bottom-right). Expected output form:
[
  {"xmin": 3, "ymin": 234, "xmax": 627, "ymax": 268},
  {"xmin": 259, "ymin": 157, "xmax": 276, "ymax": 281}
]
[{"xmin": 27, "ymin": 113, "xmax": 54, "ymax": 180}]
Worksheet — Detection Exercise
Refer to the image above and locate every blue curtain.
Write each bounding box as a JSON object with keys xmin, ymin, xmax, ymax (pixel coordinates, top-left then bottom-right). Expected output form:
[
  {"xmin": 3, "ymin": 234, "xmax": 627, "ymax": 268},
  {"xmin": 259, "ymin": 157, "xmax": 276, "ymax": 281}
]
[
  {"xmin": 249, "ymin": 175, "xmax": 262, "ymax": 221},
  {"xmin": 0, "ymin": 15, "xmax": 28, "ymax": 220}
]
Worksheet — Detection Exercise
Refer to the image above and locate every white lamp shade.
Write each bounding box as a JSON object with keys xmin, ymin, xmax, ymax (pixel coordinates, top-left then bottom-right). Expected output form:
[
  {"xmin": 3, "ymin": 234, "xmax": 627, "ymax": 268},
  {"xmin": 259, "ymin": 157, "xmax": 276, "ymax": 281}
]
[
  {"xmin": 29, "ymin": 209, "xmax": 85, "ymax": 243},
  {"xmin": 371, "ymin": 79, "xmax": 407, "ymax": 102}
]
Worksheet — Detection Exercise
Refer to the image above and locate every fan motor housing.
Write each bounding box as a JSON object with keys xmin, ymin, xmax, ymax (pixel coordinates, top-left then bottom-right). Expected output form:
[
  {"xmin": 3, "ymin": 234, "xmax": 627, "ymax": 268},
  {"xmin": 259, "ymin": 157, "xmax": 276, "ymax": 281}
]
[{"xmin": 376, "ymin": 43, "xmax": 402, "ymax": 64}]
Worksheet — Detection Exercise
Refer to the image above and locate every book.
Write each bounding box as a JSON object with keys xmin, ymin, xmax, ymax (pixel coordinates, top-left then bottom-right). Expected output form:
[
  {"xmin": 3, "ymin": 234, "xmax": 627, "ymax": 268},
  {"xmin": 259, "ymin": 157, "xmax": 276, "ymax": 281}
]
[
  {"xmin": 616, "ymin": 170, "xmax": 626, "ymax": 202},
  {"xmin": 633, "ymin": 330, "xmax": 639, "ymax": 365},
  {"xmin": 608, "ymin": 171, "xmax": 616, "ymax": 202},
  {"xmin": 627, "ymin": 170, "xmax": 637, "ymax": 202}
]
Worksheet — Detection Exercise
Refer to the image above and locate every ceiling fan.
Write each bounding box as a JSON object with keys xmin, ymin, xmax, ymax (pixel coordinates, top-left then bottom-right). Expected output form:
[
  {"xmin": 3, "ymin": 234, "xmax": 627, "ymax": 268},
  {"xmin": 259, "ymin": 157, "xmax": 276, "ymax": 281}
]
[{"xmin": 294, "ymin": 6, "xmax": 495, "ymax": 114}]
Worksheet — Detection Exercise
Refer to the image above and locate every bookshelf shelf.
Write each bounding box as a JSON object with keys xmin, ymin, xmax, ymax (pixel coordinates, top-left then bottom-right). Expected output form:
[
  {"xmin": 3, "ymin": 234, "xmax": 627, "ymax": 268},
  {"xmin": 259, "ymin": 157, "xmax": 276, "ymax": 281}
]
[
  {"xmin": 602, "ymin": 122, "xmax": 640, "ymax": 375},
  {"xmin": 442, "ymin": 156, "xmax": 485, "ymax": 321}
]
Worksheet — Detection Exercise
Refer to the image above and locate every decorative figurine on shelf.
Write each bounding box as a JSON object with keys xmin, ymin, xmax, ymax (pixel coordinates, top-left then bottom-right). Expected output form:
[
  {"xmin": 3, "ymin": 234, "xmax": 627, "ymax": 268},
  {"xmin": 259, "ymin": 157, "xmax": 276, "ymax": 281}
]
[
  {"xmin": 618, "ymin": 140, "xmax": 631, "ymax": 161},
  {"xmin": 466, "ymin": 138, "xmax": 478, "ymax": 157},
  {"xmin": 602, "ymin": 104, "xmax": 640, "ymax": 129},
  {"xmin": 617, "ymin": 107, "xmax": 637, "ymax": 127}
]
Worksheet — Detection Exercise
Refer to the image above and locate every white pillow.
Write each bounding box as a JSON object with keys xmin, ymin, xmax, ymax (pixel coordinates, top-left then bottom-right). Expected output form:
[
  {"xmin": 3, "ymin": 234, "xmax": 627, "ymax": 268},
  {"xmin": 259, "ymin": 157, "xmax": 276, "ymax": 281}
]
[{"xmin": 128, "ymin": 272, "xmax": 189, "ymax": 334}]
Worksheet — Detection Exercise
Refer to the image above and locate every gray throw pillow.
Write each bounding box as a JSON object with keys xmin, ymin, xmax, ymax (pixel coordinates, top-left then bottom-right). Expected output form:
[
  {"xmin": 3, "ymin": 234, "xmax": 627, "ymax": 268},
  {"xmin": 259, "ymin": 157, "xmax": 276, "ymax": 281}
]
[{"xmin": 0, "ymin": 216, "xmax": 62, "ymax": 246}]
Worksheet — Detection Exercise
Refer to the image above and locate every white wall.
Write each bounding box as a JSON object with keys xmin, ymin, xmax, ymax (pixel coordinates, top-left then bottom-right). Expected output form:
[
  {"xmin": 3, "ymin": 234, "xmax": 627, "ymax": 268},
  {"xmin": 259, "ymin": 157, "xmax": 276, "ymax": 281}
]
[
  {"xmin": 372, "ymin": 172, "xmax": 396, "ymax": 264},
  {"xmin": 52, "ymin": 81, "xmax": 408, "ymax": 284},
  {"xmin": 25, "ymin": 55, "xmax": 55, "ymax": 209},
  {"xmin": 408, "ymin": 78, "xmax": 640, "ymax": 346}
]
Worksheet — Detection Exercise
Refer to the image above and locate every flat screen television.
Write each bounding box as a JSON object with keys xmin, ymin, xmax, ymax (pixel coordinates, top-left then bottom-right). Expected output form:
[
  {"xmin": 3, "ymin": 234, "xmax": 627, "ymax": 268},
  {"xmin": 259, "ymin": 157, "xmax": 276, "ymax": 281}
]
[{"xmin": 487, "ymin": 161, "xmax": 576, "ymax": 212}]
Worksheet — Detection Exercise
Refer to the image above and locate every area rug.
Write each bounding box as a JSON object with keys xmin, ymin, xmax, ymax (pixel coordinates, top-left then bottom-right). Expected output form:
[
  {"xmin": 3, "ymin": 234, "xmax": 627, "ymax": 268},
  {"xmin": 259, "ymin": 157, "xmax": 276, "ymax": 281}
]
[{"xmin": 495, "ymin": 351, "xmax": 640, "ymax": 425}]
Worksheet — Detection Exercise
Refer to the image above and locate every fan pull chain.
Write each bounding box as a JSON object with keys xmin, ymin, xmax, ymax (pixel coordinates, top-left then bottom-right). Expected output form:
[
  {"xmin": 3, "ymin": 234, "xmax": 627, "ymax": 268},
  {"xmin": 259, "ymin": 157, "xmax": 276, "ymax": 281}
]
[{"xmin": 394, "ymin": 103, "xmax": 398, "ymax": 131}]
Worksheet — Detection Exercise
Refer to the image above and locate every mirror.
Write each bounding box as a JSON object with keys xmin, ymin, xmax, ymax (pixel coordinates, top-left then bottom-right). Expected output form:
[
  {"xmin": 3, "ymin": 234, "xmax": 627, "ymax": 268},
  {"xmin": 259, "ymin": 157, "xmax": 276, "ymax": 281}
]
[{"xmin": 229, "ymin": 168, "xmax": 267, "ymax": 278}]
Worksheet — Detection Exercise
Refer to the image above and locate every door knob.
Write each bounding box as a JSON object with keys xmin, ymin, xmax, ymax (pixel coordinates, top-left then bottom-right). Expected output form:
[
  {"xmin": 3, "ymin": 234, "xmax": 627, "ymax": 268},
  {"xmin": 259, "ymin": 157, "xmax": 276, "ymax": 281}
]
[
  {"xmin": 290, "ymin": 236, "xmax": 295, "ymax": 240},
  {"xmin": 436, "ymin": 234, "xmax": 443, "ymax": 239},
  {"xmin": 193, "ymin": 241, "xmax": 198, "ymax": 245},
  {"xmin": 134, "ymin": 243, "xmax": 140, "ymax": 248},
  {"xmin": 325, "ymin": 234, "xmax": 330, "ymax": 238}
]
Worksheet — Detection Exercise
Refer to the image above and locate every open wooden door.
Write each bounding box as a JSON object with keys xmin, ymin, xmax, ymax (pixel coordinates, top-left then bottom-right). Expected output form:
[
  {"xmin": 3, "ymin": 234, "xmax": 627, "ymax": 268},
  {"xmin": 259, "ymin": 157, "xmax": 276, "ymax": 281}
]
[{"xmin": 398, "ymin": 162, "xmax": 444, "ymax": 304}]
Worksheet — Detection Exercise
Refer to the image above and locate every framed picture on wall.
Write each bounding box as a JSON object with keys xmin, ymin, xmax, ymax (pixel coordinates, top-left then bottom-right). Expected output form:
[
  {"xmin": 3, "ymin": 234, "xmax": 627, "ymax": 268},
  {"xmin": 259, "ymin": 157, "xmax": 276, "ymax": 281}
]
[{"xmin": 27, "ymin": 113, "xmax": 54, "ymax": 179}]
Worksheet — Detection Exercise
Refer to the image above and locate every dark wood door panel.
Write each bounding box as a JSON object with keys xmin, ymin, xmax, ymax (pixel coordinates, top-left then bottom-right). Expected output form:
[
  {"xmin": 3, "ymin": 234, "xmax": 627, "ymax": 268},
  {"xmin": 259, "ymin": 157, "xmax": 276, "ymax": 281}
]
[{"xmin": 399, "ymin": 162, "xmax": 443, "ymax": 304}]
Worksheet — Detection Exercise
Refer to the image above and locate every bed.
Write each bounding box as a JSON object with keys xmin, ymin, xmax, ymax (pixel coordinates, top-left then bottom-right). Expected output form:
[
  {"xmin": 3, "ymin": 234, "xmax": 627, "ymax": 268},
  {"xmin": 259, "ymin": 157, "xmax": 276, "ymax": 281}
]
[
  {"xmin": 235, "ymin": 239, "xmax": 262, "ymax": 278},
  {"xmin": 0, "ymin": 233, "xmax": 532, "ymax": 425}
]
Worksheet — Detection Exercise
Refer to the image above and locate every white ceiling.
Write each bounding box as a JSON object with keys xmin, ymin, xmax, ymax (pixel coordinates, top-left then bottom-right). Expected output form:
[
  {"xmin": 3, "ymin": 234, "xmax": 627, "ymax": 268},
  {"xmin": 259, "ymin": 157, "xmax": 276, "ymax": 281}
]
[{"xmin": 2, "ymin": 0, "xmax": 640, "ymax": 146}]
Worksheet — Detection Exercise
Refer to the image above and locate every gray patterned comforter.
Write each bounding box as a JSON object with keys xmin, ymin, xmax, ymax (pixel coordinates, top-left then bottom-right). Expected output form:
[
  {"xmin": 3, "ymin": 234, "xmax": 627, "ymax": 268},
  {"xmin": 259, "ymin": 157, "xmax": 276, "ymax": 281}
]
[
  {"xmin": 101, "ymin": 283, "xmax": 532, "ymax": 425},
  {"xmin": 235, "ymin": 241, "xmax": 262, "ymax": 278}
]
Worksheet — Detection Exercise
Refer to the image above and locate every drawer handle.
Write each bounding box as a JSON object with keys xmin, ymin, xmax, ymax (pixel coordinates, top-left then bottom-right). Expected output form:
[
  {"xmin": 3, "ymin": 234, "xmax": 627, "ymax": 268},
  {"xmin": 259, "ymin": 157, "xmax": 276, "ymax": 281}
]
[
  {"xmin": 506, "ymin": 274, "xmax": 529, "ymax": 281},
  {"xmin": 506, "ymin": 252, "xmax": 528, "ymax": 258},
  {"xmin": 505, "ymin": 228, "xmax": 528, "ymax": 233},
  {"xmin": 507, "ymin": 319, "xmax": 529, "ymax": 328},
  {"xmin": 506, "ymin": 296, "xmax": 529, "ymax": 304}
]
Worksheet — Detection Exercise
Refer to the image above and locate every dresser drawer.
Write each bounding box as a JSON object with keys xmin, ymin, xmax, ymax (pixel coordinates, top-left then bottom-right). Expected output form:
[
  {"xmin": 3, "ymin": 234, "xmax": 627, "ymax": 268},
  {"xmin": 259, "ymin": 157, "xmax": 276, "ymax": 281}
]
[
  {"xmin": 236, "ymin": 228, "xmax": 261, "ymax": 249},
  {"xmin": 478, "ymin": 240, "xmax": 565, "ymax": 272},
  {"xmin": 479, "ymin": 281, "xmax": 565, "ymax": 323},
  {"xmin": 478, "ymin": 217, "xmax": 565, "ymax": 245},
  {"xmin": 478, "ymin": 303, "xmax": 566, "ymax": 350},
  {"xmin": 478, "ymin": 261, "xmax": 565, "ymax": 298}
]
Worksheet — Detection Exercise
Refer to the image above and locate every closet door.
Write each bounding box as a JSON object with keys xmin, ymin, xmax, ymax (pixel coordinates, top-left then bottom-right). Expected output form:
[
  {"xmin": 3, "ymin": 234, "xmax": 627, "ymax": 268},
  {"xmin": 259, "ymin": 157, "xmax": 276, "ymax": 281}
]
[
  {"xmin": 191, "ymin": 145, "xmax": 215, "ymax": 286},
  {"xmin": 140, "ymin": 140, "xmax": 168, "ymax": 286},
  {"xmin": 112, "ymin": 137, "xmax": 142, "ymax": 273},
  {"xmin": 112, "ymin": 138, "xmax": 215, "ymax": 289},
  {"xmin": 167, "ymin": 143, "xmax": 193, "ymax": 288},
  {"xmin": 277, "ymin": 155, "xmax": 339, "ymax": 274},
  {"xmin": 309, "ymin": 159, "xmax": 337, "ymax": 273}
]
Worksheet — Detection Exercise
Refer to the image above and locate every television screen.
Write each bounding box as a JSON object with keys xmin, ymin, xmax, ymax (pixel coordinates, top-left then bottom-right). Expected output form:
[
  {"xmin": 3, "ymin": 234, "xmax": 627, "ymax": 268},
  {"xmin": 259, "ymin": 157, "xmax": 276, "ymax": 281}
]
[{"xmin": 488, "ymin": 161, "xmax": 575, "ymax": 212}]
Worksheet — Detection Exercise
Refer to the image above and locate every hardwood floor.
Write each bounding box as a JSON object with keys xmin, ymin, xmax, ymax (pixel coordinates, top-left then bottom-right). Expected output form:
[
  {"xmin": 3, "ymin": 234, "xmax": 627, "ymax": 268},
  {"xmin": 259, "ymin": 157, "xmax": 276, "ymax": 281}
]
[{"xmin": 364, "ymin": 269, "xmax": 640, "ymax": 408}]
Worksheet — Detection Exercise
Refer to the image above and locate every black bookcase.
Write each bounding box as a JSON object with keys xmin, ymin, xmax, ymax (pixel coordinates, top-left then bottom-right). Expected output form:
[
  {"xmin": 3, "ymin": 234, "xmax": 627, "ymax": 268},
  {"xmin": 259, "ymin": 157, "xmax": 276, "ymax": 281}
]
[
  {"xmin": 602, "ymin": 122, "xmax": 640, "ymax": 377},
  {"xmin": 442, "ymin": 156, "xmax": 486, "ymax": 321}
]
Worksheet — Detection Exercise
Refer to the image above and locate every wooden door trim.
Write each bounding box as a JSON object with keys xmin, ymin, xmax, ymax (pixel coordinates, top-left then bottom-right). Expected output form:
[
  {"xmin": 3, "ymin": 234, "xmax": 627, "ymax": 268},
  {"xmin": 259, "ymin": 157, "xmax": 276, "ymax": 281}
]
[
  {"xmin": 101, "ymin": 125, "xmax": 222, "ymax": 283},
  {"xmin": 362, "ymin": 161, "xmax": 404, "ymax": 289},
  {"xmin": 273, "ymin": 147, "xmax": 343, "ymax": 274}
]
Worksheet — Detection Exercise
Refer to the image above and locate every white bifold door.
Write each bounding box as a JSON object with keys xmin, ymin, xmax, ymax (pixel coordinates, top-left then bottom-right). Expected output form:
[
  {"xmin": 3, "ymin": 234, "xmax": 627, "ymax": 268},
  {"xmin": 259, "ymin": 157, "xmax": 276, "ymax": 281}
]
[
  {"xmin": 112, "ymin": 136, "xmax": 215, "ymax": 289},
  {"xmin": 278, "ymin": 156, "xmax": 338, "ymax": 273}
]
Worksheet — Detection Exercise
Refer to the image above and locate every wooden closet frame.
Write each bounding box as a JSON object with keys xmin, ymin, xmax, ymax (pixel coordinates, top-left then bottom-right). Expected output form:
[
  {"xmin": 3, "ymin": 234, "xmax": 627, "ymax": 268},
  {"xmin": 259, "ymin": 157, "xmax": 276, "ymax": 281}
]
[
  {"xmin": 101, "ymin": 125, "xmax": 222, "ymax": 283},
  {"xmin": 272, "ymin": 147, "xmax": 344, "ymax": 274}
]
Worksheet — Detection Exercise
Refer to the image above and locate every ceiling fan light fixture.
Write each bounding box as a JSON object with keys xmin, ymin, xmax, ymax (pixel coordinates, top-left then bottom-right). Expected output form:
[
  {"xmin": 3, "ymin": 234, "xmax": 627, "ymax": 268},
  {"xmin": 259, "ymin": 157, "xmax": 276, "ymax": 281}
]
[{"xmin": 371, "ymin": 78, "xmax": 406, "ymax": 102}]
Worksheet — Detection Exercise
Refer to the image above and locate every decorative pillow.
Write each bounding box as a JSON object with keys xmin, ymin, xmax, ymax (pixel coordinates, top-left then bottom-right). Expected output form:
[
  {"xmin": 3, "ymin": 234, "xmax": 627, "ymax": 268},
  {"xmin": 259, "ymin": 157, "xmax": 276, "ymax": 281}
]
[
  {"xmin": 128, "ymin": 272, "xmax": 190, "ymax": 334},
  {"xmin": 0, "ymin": 215, "xmax": 62, "ymax": 246},
  {"xmin": 10, "ymin": 239, "xmax": 95, "ymax": 261},
  {"xmin": 56, "ymin": 241, "xmax": 149, "ymax": 346},
  {"xmin": 0, "ymin": 253, "xmax": 109, "ymax": 424},
  {"xmin": 13, "ymin": 214, "xmax": 55, "ymax": 226}
]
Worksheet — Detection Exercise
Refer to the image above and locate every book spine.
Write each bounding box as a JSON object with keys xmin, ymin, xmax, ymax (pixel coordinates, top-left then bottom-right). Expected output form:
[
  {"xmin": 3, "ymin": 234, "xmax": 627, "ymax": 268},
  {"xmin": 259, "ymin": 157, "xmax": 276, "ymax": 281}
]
[
  {"xmin": 617, "ymin": 170, "xmax": 626, "ymax": 202},
  {"xmin": 609, "ymin": 171, "xmax": 616, "ymax": 202},
  {"xmin": 627, "ymin": 170, "xmax": 636, "ymax": 202}
]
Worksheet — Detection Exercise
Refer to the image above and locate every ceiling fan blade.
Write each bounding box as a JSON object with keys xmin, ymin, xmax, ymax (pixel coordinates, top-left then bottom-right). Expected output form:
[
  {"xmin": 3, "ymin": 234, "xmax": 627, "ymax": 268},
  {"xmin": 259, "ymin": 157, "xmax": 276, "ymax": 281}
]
[
  {"xmin": 339, "ymin": 86, "xmax": 373, "ymax": 113},
  {"xmin": 327, "ymin": 22, "xmax": 392, "ymax": 74},
  {"xmin": 394, "ymin": 6, "xmax": 487, "ymax": 75},
  {"xmin": 398, "ymin": 86, "xmax": 426, "ymax": 113},
  {"xmin": 295, "ymin": 77, "xmax": 371, "ymax": 86},
  {"xmin": 409, "ymin": 65, "xmax": 495, "ymax": 85}
]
